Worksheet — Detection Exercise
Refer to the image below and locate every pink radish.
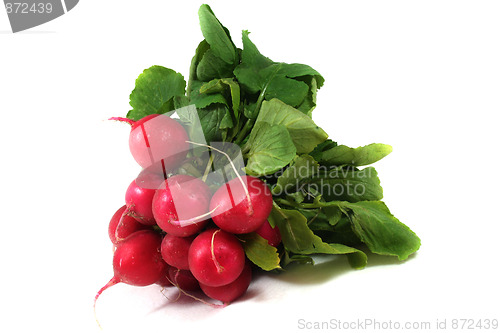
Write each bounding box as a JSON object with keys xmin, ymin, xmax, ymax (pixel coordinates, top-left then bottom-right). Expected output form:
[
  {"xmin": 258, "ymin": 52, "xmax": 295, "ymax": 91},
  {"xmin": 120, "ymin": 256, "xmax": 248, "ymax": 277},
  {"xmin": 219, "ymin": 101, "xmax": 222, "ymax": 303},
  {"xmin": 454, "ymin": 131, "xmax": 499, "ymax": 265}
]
[
  {"xmin": 94, "ymin": 230, "xmax": 167, "ymax": 305},
  {"xmin": 200, "ymin": 261, "xmax": 252, "ymax": 304},
  {"xmin": 108, "ymin": 205, "xmax": 149, "ymax": 244},
  {"xmin": 210, "ymin": 175, "xmax": 273, "ymax": 234},
  {"xmin": 110, "ymin": 114, "xmax": 189, "ymax": 170},
  {"xmin": 156, "ymin": 267, "xmax": 174, "ymax": 287},
  {"xmin": 161, "ymin": 234, "xmax": 195, "ymax": 270},
  {"xmin": 188, "ymin": 229, "xmax": 245, "ymax": 287},
  {"xmin": 125, "ymin": 173, "xmax": 164, "ymax": 225},
  {"xmin": 152, "ymin": 174, "xmax": 212, "ymax": 237}
]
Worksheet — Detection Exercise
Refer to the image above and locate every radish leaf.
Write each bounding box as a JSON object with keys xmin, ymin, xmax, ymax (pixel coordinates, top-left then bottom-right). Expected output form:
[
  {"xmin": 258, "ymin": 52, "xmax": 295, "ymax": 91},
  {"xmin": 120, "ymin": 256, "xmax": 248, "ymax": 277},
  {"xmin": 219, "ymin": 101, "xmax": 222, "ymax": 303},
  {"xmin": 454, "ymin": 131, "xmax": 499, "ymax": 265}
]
[
  {"xmin": 244, "ymin": 123, "xmax": 296, "ymax": 176},
  {"xmin": 339, "ymin": 201, "xmax": 421, "ymax": 260},
  {"xmin": 239, "ymin": 233, "xmax": 281, "ymax": 271},
  {"xmin": 320, "ymin": 143, "xmax": 393, "ymax": 167},
  {"xmin": 127, "ymin": 66, "xmax": 186, "ymax": 121},
  {"xmin": 269, "ymin": 205, "xmax": 367, "ymax": 269},
  {"xmin": 256, "ymin": 99, "xmax": 328, "ymax": 154}
]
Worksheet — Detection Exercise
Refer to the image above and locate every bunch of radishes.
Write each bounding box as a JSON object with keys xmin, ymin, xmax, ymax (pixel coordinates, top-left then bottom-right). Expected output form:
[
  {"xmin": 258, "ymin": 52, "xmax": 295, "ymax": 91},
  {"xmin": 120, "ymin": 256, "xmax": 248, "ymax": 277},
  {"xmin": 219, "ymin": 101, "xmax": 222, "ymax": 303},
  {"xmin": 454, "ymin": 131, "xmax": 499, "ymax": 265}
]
[{"xmin": 95, "ymin": 113, "xmax": 281, "ymax": 308}]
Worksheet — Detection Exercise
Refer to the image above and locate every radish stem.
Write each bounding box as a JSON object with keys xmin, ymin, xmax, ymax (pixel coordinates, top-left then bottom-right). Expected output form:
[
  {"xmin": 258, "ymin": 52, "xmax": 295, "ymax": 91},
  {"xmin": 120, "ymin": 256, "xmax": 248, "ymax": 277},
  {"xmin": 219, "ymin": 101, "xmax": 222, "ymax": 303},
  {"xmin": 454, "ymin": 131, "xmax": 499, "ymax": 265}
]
[{"xmin": 186, "ymin": 141, "xmax": 252, "ymax": 213}]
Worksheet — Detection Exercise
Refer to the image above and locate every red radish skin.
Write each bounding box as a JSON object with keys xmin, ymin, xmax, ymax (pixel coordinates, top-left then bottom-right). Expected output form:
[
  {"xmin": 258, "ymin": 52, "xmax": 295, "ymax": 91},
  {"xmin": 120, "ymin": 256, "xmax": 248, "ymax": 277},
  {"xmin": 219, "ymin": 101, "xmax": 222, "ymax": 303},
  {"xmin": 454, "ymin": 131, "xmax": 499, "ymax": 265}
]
[
  {"xmin": 200, "ymin": 261, "xmax": 252, "ymax": 304},
  {"xmin": 156, "ymin": 270, "xmax": 174, "ymax": 287},
  {"xmin": 210, "ymin": 176, "xmax": 273, "ymax": 234},
  {"xmin": 255, "ymin": 220, "xmax": 281, "ymax": 247},
  {"xmin": 108, "ymin": 205, "xmax": 149, "ymax": 244},
  {"xmin": 135, "ymin": 162, "xmax": 169, "ymax": 188},
  {"xmin": 94, "ymin": 230, "xmax": 167, "ymax": 305},
  {"xmin": 161, "ymin": 234, "xmax": 195, "ymax": 270},
  {"xmin": 125, "ymin": 173, "xmax": 164, "ymax": 225},
  {"xmin": 134, "ymin": 168, "xmax": 165, "ymax": 190},
  {"xmin": 188, "ymin": 229, "xmax": 245, "ymax": 287},
  {"xmin": 168, "ymin": 267, "xmax": 200, "ymax": 292},
  {"xmin": 152, "ymin": 174, "xmax": 212, "ymax": 237},
  {"xmin": 110, "ymin": 114, "xmax": 189, "ymax": 170}
]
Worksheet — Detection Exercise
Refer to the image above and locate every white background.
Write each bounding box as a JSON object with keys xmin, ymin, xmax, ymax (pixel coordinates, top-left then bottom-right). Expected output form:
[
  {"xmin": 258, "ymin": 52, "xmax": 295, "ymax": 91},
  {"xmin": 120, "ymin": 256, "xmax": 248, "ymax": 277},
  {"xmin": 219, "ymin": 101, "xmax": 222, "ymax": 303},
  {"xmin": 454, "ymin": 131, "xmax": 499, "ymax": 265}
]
[{"xmin": 1, "ymin": 1, "xmax": 499, "ymax": 332}]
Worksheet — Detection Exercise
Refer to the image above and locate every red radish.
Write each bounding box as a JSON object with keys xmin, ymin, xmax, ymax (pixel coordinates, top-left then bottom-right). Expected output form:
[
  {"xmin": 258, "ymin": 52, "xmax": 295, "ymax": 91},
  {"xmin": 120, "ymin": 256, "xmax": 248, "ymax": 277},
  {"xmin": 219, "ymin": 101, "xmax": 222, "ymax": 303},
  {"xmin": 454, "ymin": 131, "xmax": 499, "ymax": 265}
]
[
  {"xmin": 152, "ymin": 174, "xmax": 212, "ymax": 237},
  {"xmin": 200, "ymin": 261, "xmax": 252, "ymax": 304},
  {"xmin": 108, "ymin": 205, "xmax": 149, "ymax": 244},
  {"xmin": 110, "ymin": 114, "xmax": 189, "ymax": 170},
  {"xmin": 134, "ymin": 168, "xmax": 166, "ymax": 189},
  {"xmin": 94, "ymin": 230, "xmax": 167, "ymax": 305},
  {"xmin": 161, "ymin": 234, "xmax": 195, "ymax": 270},
  {"xmin": 210, "ymin": 175, "xmax": 272, "ymax": 234},
  {"xmin": 125, "ymin": 173, "xmax": 164, "ymax": 225},
  {"xmin": 168, "ymin": 267, "xmax": 200, "ymax": 291},
  {"xmin": 188, "ymin": 229, "xmax": 245, "ymax": 287},
  {"xmin": 135, "ymin": 161, "xmax": 169, "ymax": 187},
  {"xmin": 156, "ymin": 269, "xmax": 173, "ymax": 288},
  {"xmin": 256, "ymin": 220, "xmax": 281, "ymax": 247}
]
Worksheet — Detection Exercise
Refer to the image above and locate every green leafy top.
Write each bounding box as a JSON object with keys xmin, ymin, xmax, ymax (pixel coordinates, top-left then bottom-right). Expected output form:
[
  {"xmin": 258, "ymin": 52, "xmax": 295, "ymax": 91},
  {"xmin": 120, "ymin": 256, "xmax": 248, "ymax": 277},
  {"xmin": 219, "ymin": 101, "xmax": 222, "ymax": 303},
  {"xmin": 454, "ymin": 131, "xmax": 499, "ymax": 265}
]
[
  {"xmin": 198, "ymin": 4, "xmax": 238, "ymax": 66},
  {"xmin": 120, "ymin": 4, "xmax": 420, "ymax": 273},
  {"xmin": 127, "ymin": 66, "xmax": 186, "ymax": 121}
]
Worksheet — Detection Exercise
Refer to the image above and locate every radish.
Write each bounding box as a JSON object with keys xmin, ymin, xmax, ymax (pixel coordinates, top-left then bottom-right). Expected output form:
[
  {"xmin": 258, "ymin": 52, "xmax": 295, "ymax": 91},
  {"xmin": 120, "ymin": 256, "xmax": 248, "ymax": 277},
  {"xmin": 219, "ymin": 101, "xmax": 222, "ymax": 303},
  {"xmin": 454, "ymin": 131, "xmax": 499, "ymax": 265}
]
[
  {"xmin": 94, "ymin": 230, "xmax": 167, "ymax": 305},
  {"xmin": 210, "ymin": 175, "xmax": 273, "ymax": 234},
  {"xmin": 255, "ymin": 220, "xmax": 281, "ymax": 247},
  {"xmin": 161, "ymin": 234, "xmax": 195, "ymax": 270},
  {"xmin": 108, "ymin": 205, "xmax": 149, "ymax": 244},
  {"xmin": 156, "ymin": 267, "xmax": 173, "ymax": 287},
  {"xmin": 168, "ymin": 267, "xmax": 200, "ymax": 291},
  {"xmin": 200, "ymin": 261, "xmax": 252, "ymax": 304},
  {"xmin": 152, "ymin": 174, "xmax": 212, "ymax": 237},
  {"xmin": 188, "ymin": 229, "xmax": 245, "ymax": 287},
  {"xmin": 125, "ymin": 173, "xmax": 164, "ymax": 225},
  {"xmin": 110, "ymin": 114, "xmax": 189, "ymax": 170},
  {"xmin": 135, "ymin": 161, "xmax": 169, "ymax": 187}
]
